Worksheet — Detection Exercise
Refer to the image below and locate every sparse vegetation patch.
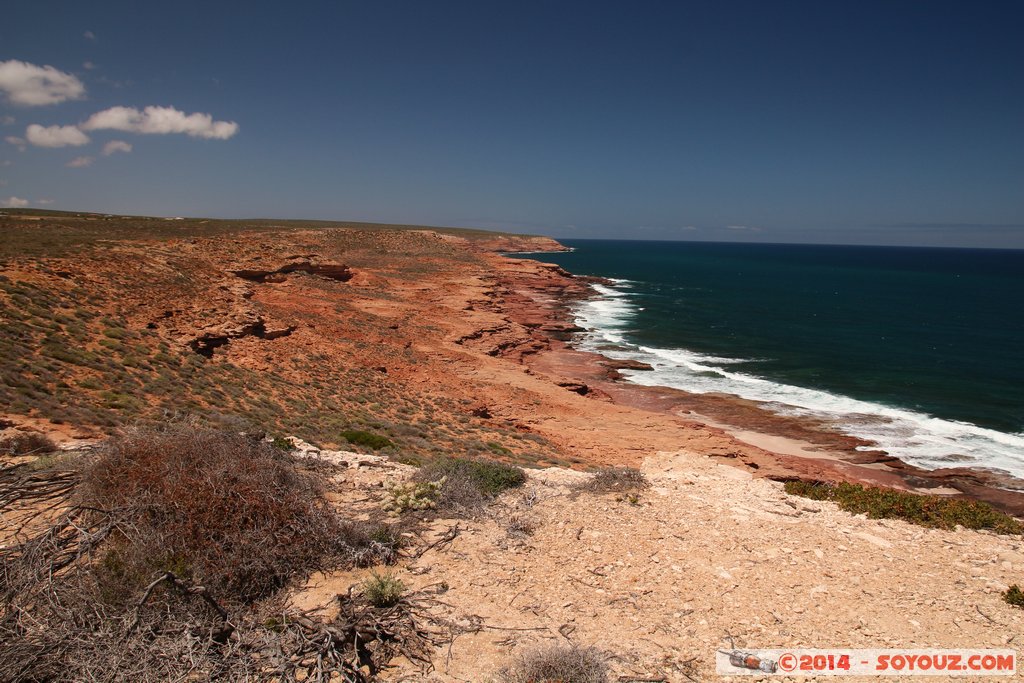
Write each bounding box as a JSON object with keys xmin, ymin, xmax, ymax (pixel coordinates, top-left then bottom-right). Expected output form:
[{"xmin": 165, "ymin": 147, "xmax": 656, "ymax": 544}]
[
  {"xmin": 340, "ymin": 429, "xmax": 395, "ymax": 450},
  {"xmin": 784, "ymin": 480, "xmax": 1023, "ymax": 535}
]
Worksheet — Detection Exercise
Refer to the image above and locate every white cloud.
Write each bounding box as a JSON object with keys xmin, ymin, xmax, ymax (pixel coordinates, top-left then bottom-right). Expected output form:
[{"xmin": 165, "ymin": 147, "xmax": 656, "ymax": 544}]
[
  {"xmin": 84, "ymin": 31, "xmax": 96, "ymax": 41},
  {"xmin": 82, "ymin": 105, "xmax": 238, "ymax": 139},
  {"xmin": 102, "ymin": 139, "xmax": 132, "ymax": 155},
  {"xmin": 83, "ymin": 61, "xmax": 97, "ymax": 71},
  {"xmin": 726, "ymin": 224, "xmax": 762, "ymax": 232},
  {"xmin": 36, "ymin": 198, "xmax": 54, "ymax": 205},
  {"xmin": 0, "ymin": 60, "xmax": 86, "ymax": 106},
  {"xmin": 25, "ymin": 123, "xmax": 90, "ymax": 148},
  {"xmin": 66, "ymin": 155, "xmax": 94, "ymax": 167},
  {"xmin": 5, "ymin": 135, "xmax": 26, "ymax": 151},
  {"xmin": 1, "ymin": 196, "xmax": 29, "ymax": 208}
]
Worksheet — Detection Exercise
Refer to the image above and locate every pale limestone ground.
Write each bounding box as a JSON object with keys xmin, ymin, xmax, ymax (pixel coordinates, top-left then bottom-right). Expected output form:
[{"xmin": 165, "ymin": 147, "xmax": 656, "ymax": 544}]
[{"xmin": 292, "ymin": 448, "xmax": 1024, "ymax": 682}]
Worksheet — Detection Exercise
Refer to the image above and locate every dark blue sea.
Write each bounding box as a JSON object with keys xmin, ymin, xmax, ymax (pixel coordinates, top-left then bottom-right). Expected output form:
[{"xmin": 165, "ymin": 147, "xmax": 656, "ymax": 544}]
[{"xmin": 511, "ymin": 240, "xmax": 1024, "ymax": 478}]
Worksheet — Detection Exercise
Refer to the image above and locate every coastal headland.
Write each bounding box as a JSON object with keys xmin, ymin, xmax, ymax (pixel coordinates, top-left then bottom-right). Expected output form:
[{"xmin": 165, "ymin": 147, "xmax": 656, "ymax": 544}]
[{"xmin": 2, "ymin": 211, "xmax": 1023, "ymax": 680}]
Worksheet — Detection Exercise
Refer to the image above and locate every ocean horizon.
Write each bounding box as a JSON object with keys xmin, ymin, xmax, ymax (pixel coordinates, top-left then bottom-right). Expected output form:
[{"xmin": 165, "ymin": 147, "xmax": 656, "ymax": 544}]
[{"xmin": 515, "ymin": 239, "xmax": 1024, "ymax": 481}]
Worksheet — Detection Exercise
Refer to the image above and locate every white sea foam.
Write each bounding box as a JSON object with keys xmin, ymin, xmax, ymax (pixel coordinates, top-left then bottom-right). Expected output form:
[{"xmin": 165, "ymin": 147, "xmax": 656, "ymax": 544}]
[{"xmin": 573, "ymin": 282, "xmax": 1024, "ymax": 482}]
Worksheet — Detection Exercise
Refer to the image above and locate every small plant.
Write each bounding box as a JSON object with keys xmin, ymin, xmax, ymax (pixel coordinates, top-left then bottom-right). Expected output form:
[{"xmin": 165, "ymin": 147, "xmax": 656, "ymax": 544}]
[
  {"xmin": 384, "ymin": 479, "xmax": 445, "ymax": 514},
  {"xmin": 486, "ymin": 441, "xmax": 512, "ymax": 455},
  {"xmin": 270, "ymin": 436, "xmax": 293, "ymax": 451},
  {"xmin": 340, "ymin": 429, "xmax": 394, "ymax": 450},
  {"xmin": 498, "ymin": 644, "xmax": 608, "ymax": 683},
  {"xmin": 506, "ymin": 514, "xmax": 534, "ymax": 538},
  {"xmin": 1004, "ymin": 585, "xmax": 1024, "ymax": 609},
  {"xmin": 362, "ymin": 570, "xmax": 405, "ymax": 608},
  {"xmin": 580, "ymin": 466, "xmax": 649, "ymax": 495},
  {"xmin": 784, "ymin": 481, "xmax": 1023, "ymax": 535}
]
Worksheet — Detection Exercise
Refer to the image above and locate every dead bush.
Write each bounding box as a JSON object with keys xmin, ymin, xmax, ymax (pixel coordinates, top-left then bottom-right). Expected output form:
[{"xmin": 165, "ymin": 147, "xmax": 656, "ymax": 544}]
[
  {"xmin": 78, "ymin": 423, "xmax": 390, "ymax": 602},
  {"xmin": 0, "ymin": 432, "xmax": 56, "ymax": 456},
  {"xmin": 0, "ymin": 422, "xmax": 408, "ymax": 682},
  {"xmin": 579, "ymin": 467, "xmax": 649, "ymax": 495},
  {"xmin": 498, "ymin": 644, "xmax": 609, "ymax": 683}
]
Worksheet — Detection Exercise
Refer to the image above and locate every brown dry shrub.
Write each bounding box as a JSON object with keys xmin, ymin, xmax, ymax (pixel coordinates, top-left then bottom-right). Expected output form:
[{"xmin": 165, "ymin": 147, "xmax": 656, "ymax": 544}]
[
  {"xmin": 498, "ymin": 644, "xmax": 609, "ymax": 683},
  {"xmin": 78, "ymin": 423, "xmax": 391, "ymax": 602},
  {"xmin": 0, "ymin": 432, "xmax": 56, "ymax": 456},
  {"xmin": 579, "ymin": 467, "xmax": 649, "ymax": 495}
]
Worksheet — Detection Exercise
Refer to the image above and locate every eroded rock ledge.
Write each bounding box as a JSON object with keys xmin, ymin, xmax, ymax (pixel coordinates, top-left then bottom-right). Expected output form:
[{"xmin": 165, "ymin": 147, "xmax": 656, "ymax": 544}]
[
  {"xmin": 230, "ymin": 259, "xmax": 353, "ymax": 283},
  {"xmin": 188, "ymin": 318, "xmax": 296, "ymax": 357}
]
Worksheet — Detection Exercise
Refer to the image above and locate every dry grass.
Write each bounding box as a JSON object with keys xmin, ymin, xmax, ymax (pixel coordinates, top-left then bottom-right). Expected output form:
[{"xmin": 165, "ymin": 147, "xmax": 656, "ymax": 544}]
[{"xmin": 497, "ymin": 644, "xmax": 609, "ymax": 683}]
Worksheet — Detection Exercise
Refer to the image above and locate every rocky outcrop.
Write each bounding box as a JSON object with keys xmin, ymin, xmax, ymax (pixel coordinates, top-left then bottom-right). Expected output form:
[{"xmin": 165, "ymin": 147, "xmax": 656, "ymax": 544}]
[
  {"xmin": 188, "ymin": 318, "xmax": 296, "ymax": 357},
  {"xmin": 468, "ymin": 235, "xmax": 571, "ymax": 254},
  {"xmin": 231, "ymin": 259, "xmax": 352, "ymax": 283}
]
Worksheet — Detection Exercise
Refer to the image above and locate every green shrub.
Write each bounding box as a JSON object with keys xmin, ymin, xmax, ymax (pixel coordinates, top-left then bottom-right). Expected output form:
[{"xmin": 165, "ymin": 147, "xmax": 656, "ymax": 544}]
[
  {"xmin": 1004, "ymin": 585, "xmax": 1024, "ymax": 609},
  {"xmin": 418, "ymin": 456, "xmax": 525, "ymax": 497},
  {"xmin": 362, "ymin": 570, "xmax": 404, "ymax": 608},
  {"xmin": 486, "ymin": 441, "xmax": 512, "ymax": 455},
  {"xmin": 340, "ymin": 429, "xmax": 394, "ymax": 450},
  {"xmin": 270, "ymin": 436, "xmax": 293, "ymax": 451},
  {"xmin": 411, "ymin": 456, "xmax": 526, "ymax": 513},
  {"xmin": 784, "ymin": 481, "xmax": 1022, "ymax": 534}
]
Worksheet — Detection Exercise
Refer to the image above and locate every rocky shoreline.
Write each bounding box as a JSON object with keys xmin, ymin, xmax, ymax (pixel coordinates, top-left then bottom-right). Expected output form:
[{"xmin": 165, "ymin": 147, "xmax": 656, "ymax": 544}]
[{"xmin": 480, "ymin": 246, "xmax": 1024, "ymax": 517}]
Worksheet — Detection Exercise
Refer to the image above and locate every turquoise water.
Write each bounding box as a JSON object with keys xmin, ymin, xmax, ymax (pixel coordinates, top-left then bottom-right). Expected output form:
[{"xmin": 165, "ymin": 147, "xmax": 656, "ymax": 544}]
[{"xmin": 512, "ymin": 240, "xmax": 1024, "ymax": 479}]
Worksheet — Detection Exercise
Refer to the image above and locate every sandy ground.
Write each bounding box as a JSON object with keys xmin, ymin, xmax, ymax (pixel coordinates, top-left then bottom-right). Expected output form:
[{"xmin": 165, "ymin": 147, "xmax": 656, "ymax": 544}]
[{"xmin": 288, "ymin": 446, "xmax": 1024, "ymax": 682}]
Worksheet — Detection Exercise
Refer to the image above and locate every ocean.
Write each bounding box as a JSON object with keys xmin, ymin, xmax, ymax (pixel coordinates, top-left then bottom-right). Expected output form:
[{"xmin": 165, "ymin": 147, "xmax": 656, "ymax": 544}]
[{"xmin": 511, "ymin": 240, "xmax": 1024, "ymax": 480}]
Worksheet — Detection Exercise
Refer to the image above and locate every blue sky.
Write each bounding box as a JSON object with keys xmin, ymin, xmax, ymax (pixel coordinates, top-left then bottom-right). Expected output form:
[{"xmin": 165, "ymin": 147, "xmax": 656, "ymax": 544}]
[{"xmin": 1, "ymin": 1, "xmax": 1022, "ymax": 247}]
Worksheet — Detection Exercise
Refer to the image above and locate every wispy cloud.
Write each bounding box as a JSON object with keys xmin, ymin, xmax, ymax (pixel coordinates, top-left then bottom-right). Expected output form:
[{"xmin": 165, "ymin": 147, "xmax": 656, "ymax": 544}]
[
  {"xmin": 36, "ymin": 198, "xmax": 54, "ymax": 205},
  {"xmin": 66, "ymin": 155, "xmax": 94, "ymax": 168},
  {"xmin": 82, "ymin": 105, "xmax": 239, "ymax": 139},
  {"xmin": 25, "ymin": 123, "xmax": 90, "ymax": 148},
  {"xmin": 83, "ymin": 61, "xmax": 97, "ymax": 71},
  {"xmin": 83, "ymin": 30, "xmax": 96, "ymax": 41},
  {"xmin": 725, "ymin": 224, "xmax": 762, "ymax": 232},
  {"xmin": 874, "ymin": 222, "xmax": 1024, "ymax": 232},
  {"xmin": 5, "ymin": 135, "xmax": 26, "ymax": 151},
  {"xmin": 102, "ymin": 140, "xmax": 132, "ymax": 155},
  {"xmin": 0, "ymin": 60, "xmax": 85, "ymax": 106},
  {"xmin": 1, "ymin": 196, "xmax": 29, "ymax": 208},
  {"xmin": 1, "ymin": 116, "xmax": 14, "ymax": 126}
]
